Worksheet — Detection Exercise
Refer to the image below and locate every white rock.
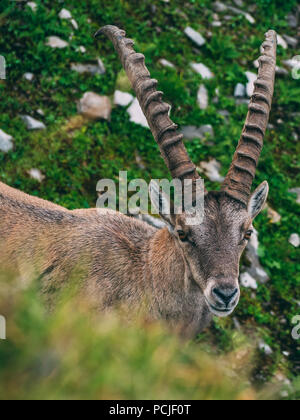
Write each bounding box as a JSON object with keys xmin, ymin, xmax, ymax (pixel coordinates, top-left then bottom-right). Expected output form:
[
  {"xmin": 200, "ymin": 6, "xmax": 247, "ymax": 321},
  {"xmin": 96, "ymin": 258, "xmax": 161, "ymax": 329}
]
[
  {"xmin": 127, "ymin": 98, "xmax": 149, "ymax": 128},
  {"xmin": 59, "ymin": 8, "xmax": 72, "ymax": 20},
  {"xmin": 114, "ymin": 90, "xmax": 134, "ymax": 107},
  {"xmin": 77, "ymin": 46, "xmax": 86, "ymax": 54},
  {"xmin": 276, "ymin": 66, "xmax": 289, "ymax": 76},
  {"xmin": 46, "ymin": 36, "xmax": 69, "ymax": 49},
  {"xmin": 250, "ymin": 228, "xmax": 259, "ymax": 252},
  {"xmin": 266, "ymin": 204, "xmax": 281, "ymax": 223},
  {"xmin": 135, "ymin": 151, "xmax": 146, "ymax": 170},
  {"xmin": 71, "ymin": 62, "xmax": 105, "ymax": 75},
  {"xmin": 181, "ymin": 126, "xmax": 205, "ymax": 140},
  {"xmin": 199, "ymin": 125, "xmax": 214, "ymax": 138},
  {"xmin": 71, "ymin": 19, "xmax": 78, "ymax": 30},
  {"xmin": 37, "ymin": 109, "xmax": 45, "ymax": 116},
  {"xmin": 249, "ymin": 228, "xmax": 259, "ymax": 251},
  {"xmin": 245, "ymin": 229, "xmax": 269, "ymax": 284},
  {"xmin": 233, "ymin": 317, "xmax": 241, "ymax": 331},
  {"xmin": 181, "ymin": 125, "xmax": 214, "ymax": 141},
  {"xmin": 277, "ymin": 34, "xmax": 288, "ymax": 50},
  {"xmin": 20, "ymin": 116, "xmax": 46, "ymax": 130},
  {"xmin": 213, "ymin": 2, "xmax": 255, "ymax": 24},
  {"xmin": 241, "ymin": 11, "xmax": 254, "ymax": 24},
  {"xmin": 158, "ymin": 59, "xmax": 175, "ymax": 69},
  {"xmin": 97, "ymin": 58, "xmax": 106, "ymax": 74},
  {"xmin": 0, "ymin": 129, "xmax": 14, "ymax": 153},
  {"xmin": 283, "ymin": 57, "xmax": 300, "ymax": 70},
  {"xmin": 287, "ymin": 13, "xmax": 298, "ymax": 28},
  {"xmin": 259, "ymin": 340, "xmax": 273, "ymax": 356},
  {"xmin": 240, "ymin": 272, "xmax": 258, "ymax": 290},
  {"xmin": 255, "ymin": 267, "xmax": 269, "ymax": 282},
  {"xmin": 191, "ymin": 63, "xmax": 214, "ymax": 79},
  {"xmin": 253, "ymin": 59, "xmax": 259, "ymax": 69},
  {"xmin": 245, "ymin": 71, "xmax": 257, "ymax": 97},
  {"xmin": 78, "ymin": 92, "xmax": 112, "ymax": 121},
  {"xmin": 198, "ymin": 159, "xmax": 224, "ymax": 183},
  {"xmin": 212, "ymin": 21, "xmax": 222, "ymax": 27},
  {"xmin": 236, "ymin": 98, "xmax": 250, "ymax": 106},
  {"xmin": 282, "ymin": 34, "xmax": 298, "ymax": 48},
  {"xmin": 289, "ymin": 233, "xmax": 300, "ymax": 248},
  {"xmin": 234, "ymin": 83, "xmax": 246, "ymax": 97},
  {"xmin": 28, "ymin": 169, "xmax": 45, "ymax": 183},
  {"xmin": 23, "ymin": 72, "xmax": 34, "ymax": 82},
  {"xmin": 197, "ymin": 84, "xmax": 209, "ymax": 110},
  {"xmin": 213, "ymin": 2, "xmax": 227, "ymax": 12},
  {"xmin": 27, "ymin": 2, "xmax": 37, "ymax": 12},
  {"xmin": 247, "ymin": 228, "xmax": 259, "ymax": 256},
  {"xmin": 227, "ymin": 6, "xmax": 255, "ymax": 24},
  {"xmin": 288, "ymin": 187, "xmax": 300, "ymax": 204},
  {"xmin": 184, "ymin": 27, "xmax": 206, "ymax": 47},
  {"xmin": 218, "ymin": 110, "xmax": 230, "ymax": 122},
  {"xmin": 233, "ymin": 0, "xmax": 244, "ymax": 6}
]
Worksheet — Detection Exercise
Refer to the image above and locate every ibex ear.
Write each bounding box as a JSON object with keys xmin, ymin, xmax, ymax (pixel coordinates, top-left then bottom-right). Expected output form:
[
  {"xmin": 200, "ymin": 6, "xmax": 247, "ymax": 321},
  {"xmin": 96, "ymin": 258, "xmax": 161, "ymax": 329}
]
[
  {"xmin": 248, "ymin": 181, "xmax": 269, "ymax": 219},
  {"xmin": 149, "ymin": 181, "xmax": 175, "ymax": 229}
]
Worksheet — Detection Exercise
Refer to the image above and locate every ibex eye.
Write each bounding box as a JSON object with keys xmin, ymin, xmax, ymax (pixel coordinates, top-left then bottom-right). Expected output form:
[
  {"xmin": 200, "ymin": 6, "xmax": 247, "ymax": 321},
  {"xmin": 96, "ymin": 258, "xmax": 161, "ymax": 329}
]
[
  {"xmin": 177, "ymin": 230, "xmax": 187, "ymax": 241},
  {"xmin": 244, "ymin": 230, "xmax": 253, "ymax": 240}
]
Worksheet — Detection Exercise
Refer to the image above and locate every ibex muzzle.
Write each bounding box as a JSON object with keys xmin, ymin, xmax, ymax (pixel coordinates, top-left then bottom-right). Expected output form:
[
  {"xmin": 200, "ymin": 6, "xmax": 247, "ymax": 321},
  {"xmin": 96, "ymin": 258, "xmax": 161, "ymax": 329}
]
[{"xmin": 0, "ymin": 27, "xmax": 277, "ymax": 337}]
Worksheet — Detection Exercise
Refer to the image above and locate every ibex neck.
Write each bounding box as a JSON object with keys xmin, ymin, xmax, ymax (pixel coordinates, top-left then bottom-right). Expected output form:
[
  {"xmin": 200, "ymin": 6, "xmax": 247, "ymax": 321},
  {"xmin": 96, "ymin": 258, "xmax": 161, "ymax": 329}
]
[
  {"xmin": 149, "ymin": 228, "xmax": 185, "ymax": 279},
  {"xmin": 146, "ymin": 227, "xmax": 211, "ymax": 336},
  {"xmin": 147, "ymin": 228, "xmax": 188, "ymax": 307}
]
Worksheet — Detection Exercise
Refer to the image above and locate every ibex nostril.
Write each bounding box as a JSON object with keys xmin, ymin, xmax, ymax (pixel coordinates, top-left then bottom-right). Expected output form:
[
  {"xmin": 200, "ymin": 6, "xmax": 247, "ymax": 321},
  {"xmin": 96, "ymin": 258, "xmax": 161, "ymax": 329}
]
[{"xmin": 212, "ymin": 287, "xmax": 238, "ymax": 306}]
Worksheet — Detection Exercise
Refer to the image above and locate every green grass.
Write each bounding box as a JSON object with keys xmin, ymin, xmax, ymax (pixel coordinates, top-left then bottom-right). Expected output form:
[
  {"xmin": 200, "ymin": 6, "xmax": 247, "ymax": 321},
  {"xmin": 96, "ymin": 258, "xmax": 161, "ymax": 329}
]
[
  {"xmin": 0, "ymin": 0, "xmax": 299, "ymax": 399},
  {"xmin": 0, "ymin": 275, "xmax": 289, "ymax": 400}
]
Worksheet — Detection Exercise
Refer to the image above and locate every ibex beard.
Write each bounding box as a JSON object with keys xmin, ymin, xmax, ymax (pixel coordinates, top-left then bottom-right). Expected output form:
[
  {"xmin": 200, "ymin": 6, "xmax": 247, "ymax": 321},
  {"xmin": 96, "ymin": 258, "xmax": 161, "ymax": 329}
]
[{"xmin": 0, "ymin": 26, "xmax": 277, "ymax": 338}]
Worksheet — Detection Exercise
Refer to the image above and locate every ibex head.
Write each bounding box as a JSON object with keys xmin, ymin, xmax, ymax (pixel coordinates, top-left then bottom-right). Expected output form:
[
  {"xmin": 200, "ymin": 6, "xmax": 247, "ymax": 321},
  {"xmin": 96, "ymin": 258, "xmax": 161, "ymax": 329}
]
[
  {"xmin": 96, "ymin": 26, "xmax": 277, "ymax": 317},
  {"xmin": 149, "ymin": 180, "xmax": 269, "ymax": 316}
]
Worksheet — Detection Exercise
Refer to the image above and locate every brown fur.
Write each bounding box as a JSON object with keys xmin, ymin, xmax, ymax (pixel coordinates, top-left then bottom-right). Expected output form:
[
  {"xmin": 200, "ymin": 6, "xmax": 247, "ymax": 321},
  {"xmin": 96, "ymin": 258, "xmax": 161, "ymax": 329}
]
[
  {"xmin": 0, "ymin": 178, "xmax": 268, "ymax": 337},
  {"xmin": 0, "ymin": 27, "xmax": 274, "ymax": 337}
]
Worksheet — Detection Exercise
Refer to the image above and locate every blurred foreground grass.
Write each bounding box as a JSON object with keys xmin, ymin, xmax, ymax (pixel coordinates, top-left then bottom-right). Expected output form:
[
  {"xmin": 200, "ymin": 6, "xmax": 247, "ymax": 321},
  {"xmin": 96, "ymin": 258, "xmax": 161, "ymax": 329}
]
[{"xmin": 0, "ymin": 273, "xmax": 297, "ymax": 400}]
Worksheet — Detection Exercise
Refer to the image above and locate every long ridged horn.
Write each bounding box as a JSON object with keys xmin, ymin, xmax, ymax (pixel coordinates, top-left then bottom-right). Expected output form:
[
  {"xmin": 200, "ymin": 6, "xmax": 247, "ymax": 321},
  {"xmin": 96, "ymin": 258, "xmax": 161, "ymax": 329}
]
[
  {"xmin": 221, "ymin": 30, "xmax": 277, "ymax": 206},
  {"xmin": 95, "ymin": 25, "xmax": 203, "ymax": 192}
]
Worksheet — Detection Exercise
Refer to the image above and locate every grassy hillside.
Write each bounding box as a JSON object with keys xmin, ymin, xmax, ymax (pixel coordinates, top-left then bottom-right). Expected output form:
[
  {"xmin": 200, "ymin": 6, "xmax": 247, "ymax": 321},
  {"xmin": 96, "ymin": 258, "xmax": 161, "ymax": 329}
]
[{"xmin": 0, "ymin": 0, "xmax": 299, "ymax": 399}]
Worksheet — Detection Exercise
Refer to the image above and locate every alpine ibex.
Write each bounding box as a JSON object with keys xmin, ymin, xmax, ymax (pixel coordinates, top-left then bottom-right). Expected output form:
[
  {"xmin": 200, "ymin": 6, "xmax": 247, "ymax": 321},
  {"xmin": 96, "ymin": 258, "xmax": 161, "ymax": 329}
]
[{"xmin": 0, "ymin": 26, "xmax": 277, "ymax": 336}]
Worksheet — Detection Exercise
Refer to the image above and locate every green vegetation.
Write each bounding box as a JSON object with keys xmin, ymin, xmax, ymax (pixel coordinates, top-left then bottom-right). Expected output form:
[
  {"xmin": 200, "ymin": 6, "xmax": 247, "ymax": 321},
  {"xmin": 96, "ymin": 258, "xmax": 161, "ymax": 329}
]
[
  {"xmin": 0, "ymin": 0, "xmax": 299, "ymax": 400},
  {"xmin": 0, "ymin": 276, "xmax": 291, "ymax": 400}
]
